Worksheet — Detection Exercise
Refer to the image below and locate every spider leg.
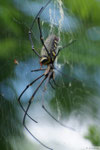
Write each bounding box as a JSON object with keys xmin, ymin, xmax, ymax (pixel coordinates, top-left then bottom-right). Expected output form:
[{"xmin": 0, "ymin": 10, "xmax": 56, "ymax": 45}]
[
  {"xmin": 56, "ymin": 39, "xmax": 76, "ymax": 57},
  {"xmin": 29, "ymin": 0, "xmax": 52, "ymax": 58},
  {"xmin": 42, "ymin": 105, "xmax": 75, "ymax": 131},
  {"xmin": 23, "ymin": 76, "xmax": 53, "ymax": 150},
  {"xmin": 52, "ymin": 78, "xmax": 61, "ymax": 87},
  {"xmin": 31, "ymin": 68, "xmax": 46, "ymax": 72},
  {"xmin": 37, "ymin": 17, "xmax": 51, "ymax": 57},
  {"xmin": 18, "ymin": 74, "xmax": 44, "ymax": 123},
  {"xmin": 29, "ymin": 31, "xmax": 41, "ymax": 58},
  {"xmin": 49, "ymin": 80, "xmax": 55, "ymax": 90},
  {"xmin": 54, "ymin": 67, "xmax": 68, "ymax": 77},
  {"xmin": 30, "ymin": 0, "xmax": 52, "ymax": 31},
  {"xmin": 42, "ymin": 73, "xmax": 75, "ymax": 131}
]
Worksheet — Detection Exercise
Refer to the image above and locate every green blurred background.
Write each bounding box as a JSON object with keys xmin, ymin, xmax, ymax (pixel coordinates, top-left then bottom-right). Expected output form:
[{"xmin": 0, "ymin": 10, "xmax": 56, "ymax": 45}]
[{"xmin": 0, "ymin": 0, "xmax": 100, "ymax": 150}]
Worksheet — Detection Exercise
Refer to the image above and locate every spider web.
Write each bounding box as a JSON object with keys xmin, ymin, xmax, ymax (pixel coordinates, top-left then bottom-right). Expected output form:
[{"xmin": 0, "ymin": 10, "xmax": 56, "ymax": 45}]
[{"xmin": 1, "ymin": 0, "xmax": 100, "ymax": 150}]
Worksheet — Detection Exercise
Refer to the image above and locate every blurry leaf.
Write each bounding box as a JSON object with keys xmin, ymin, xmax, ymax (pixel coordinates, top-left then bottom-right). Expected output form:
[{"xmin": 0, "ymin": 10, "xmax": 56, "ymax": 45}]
[
  {"xmin": 0, "ymin": 39, "xmax": 17, "ymax": 58},
  {"xmin": 63, "ymin": 0, "xmax": 100, "ymax": 24},
  {"xmin": 85, "ymin": 125, "xmax": 100, "ymax": 146}
]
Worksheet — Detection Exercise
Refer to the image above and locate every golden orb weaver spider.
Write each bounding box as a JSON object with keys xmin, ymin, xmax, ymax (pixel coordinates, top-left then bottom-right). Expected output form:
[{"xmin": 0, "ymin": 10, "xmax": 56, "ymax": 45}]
[{"xmin": 18, "ymin": 0, "xmax": 76, "ymax": 149}]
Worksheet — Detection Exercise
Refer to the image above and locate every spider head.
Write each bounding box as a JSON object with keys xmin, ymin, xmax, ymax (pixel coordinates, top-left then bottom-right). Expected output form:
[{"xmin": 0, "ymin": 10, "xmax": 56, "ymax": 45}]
[
  {"xmin": 40, "ymin": 55, "xmax": 51, "ymax": 66},
  {"xmin": 54, "ymin": 36, "xmax": 59, "ymax": 43}
]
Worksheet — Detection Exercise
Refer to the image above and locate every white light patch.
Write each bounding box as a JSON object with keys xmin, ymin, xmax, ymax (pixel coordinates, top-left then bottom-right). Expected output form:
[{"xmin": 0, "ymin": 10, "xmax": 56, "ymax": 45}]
[
  {"xmin": 24, "ymin": 103, "xmax": 92, "ymax": 150},
  {"xmin": 87, "ymin": 26, "xmax": 100, "ymax": 41},
  {"xmin": 57, "ymin": 0, "xmax": 64, "ymax": 38},
  {"xmin": 14, "ymin": 0, "xmax": 79, "ymax": 32}
]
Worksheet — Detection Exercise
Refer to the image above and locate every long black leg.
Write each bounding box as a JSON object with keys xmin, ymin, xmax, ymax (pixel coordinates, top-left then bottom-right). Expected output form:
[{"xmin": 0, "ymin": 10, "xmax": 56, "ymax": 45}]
[
  {"xmin": 30, "ymin": 0, "xmax": 52, "ymax": 31},
  {"xmin": 37, "ymin": 17, "xmax": 50, "ymax": 57},
  {"xmin": 52, "ymin": 78, "xmax": 60, "ymax": 87},
  {"xmin": 23, "ymin": 76, "xmax": 53, "ymax": 150},
  {"xmin": 42, "ymin": 74, "xmax": 75, "ymax": 131},
  {"xmin": 56, "ymin": 39, "xmax": 76, "ymax": 57},
  {"xmin": 49, "ymin": 80, "xmax": 55, "ymax": 90},
  {"xmin": 31, "ymin": 68, "xmax": 46, "ymax": 72},
  {"xmin": 29, "ymin": 31, "xmax": 41, "ymax": 58},
  {"xmin": 18, "ymin": 74, "xmax": 44, "ymax": 123},
  {"xmin": 29, "ymin": 0, "xmax": 52, "ymax": 57},
  {"xmin": 42, "ymin": 106, "xmax": 75, "ymax": 131},
  {"xmin": 54, "ymin": 67, "xmax": 68, "ymax": 77}
]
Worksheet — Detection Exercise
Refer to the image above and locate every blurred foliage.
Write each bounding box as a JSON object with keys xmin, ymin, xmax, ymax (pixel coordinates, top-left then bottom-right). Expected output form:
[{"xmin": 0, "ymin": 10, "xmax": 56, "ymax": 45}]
[
  {"xmin": 61, "ymin": 0, "xmax": 100, "ymax": 66},
  {"xmin": 0, "ymin": 0, "xmax": 33, "ymax": 81},
  {"xmin": 0, "ymin": 0, "xmax": 100, "ymax": 149},
  {"xmin": 63, "ymin": 0, "xmax": 100, "ymax": 24},
  {"xmin": 50, "ymin": 63, "xmax": 97, "ymax": 119},
  {"xmin": 85, "ymin": 125, "xmax": 100, "ymax": 146},
  {"xmin": 0, "ymin": 95, "xmax": 22, "ymax": 150}
]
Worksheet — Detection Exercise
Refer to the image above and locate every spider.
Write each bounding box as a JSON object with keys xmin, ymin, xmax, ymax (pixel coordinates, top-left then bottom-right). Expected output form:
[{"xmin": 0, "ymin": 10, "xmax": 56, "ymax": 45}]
[{"xmin": 18, "ymin": 0, "xmax": 76, "ymax": 149}]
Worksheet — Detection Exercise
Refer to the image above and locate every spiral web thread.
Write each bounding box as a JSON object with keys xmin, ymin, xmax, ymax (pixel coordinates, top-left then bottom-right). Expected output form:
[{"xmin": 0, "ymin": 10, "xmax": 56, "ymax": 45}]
[
  {"xmin": 48, "ymin": 0, "xmax": 75, "ymax": 121},
  {"xmin": 49, "ymin": 0, "xmax": 64, "ymax": 39},
  {"xmin": 49, "ymin": 0, "xmax": 64, "ymax": 121}
]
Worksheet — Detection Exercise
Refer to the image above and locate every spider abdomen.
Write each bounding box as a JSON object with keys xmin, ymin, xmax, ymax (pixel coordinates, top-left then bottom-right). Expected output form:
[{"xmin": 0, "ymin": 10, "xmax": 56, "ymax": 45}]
[
  {"xmin": 40, "ymin": 34, "xmax": 59, "ymax": 66},
  {"xmin": 41, "ymin": 34, "xmax": 59, "ymax": 57}
]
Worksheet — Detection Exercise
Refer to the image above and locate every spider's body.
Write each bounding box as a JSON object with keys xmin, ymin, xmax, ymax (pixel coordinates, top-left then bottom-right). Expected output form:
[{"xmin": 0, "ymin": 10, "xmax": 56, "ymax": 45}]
[
  {"xmin": 40, "ymin": 34, "xmax": 59, "ymax": 66},
  {"xmin": 18, "ymin": 0, "xmax": 75, "ymax": 149},
  {"xmin": 40, "ymin": 35, "xmax": 59, "ymax": 83}
]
